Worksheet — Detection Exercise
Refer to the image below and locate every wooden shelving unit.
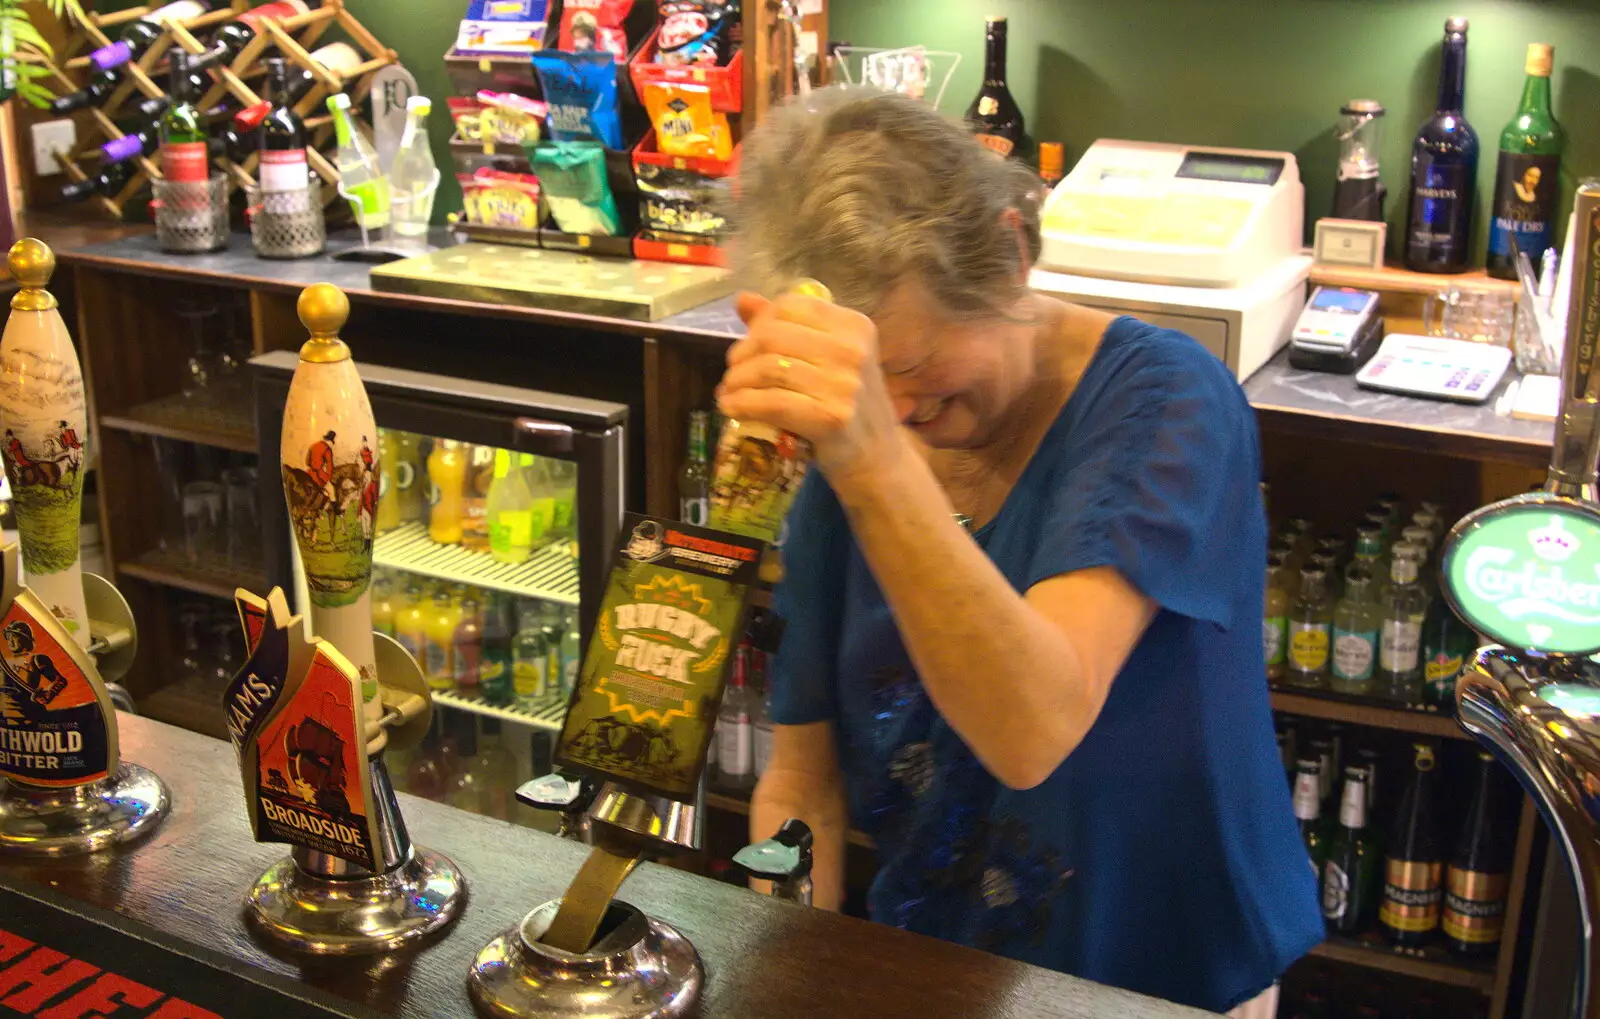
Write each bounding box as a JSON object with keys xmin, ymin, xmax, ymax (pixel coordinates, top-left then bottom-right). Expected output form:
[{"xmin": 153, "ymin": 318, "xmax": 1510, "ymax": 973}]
[
  {"xmin": 99, "ymin": 391, "xmax": 256, "ymax": 453},
  {"xmin": 1269, "ymin": 688, "xmax": 1472, "ymax": 742},
  {"xmin": 1308, "ymin": 935, "xmax": 1496, "ymax": 993},
  {"xmin": 118, "ymin": 546, "xmax": 265, "ymax": 600}
]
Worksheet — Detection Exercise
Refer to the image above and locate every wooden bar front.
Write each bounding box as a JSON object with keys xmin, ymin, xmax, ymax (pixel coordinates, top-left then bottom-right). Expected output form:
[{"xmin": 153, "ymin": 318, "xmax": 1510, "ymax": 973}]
[{"xmin": 0, "ymin": 714, "xmax": 1212, "ymax": 1018}]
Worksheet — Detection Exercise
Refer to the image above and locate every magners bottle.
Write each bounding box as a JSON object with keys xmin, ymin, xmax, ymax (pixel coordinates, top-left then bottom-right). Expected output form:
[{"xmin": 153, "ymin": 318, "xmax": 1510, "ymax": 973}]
[
  {"xmin": 1322, "ymin": 766, "xmax": 1377, "ymax": 933},
  {"xmin": 1380, "ymin": 743, "xmax": 1444, "ymax": 945},
  {"xmin": 1443, "ymin": 751, "xmax": 1512, "ymax": 955}
]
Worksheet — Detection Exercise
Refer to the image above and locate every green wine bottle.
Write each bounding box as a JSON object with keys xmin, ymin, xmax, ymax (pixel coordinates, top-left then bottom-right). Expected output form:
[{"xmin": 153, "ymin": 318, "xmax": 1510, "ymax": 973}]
[{"xmin": 1486, "ymin": 43, "xmax": 1565, "ymax": 279}]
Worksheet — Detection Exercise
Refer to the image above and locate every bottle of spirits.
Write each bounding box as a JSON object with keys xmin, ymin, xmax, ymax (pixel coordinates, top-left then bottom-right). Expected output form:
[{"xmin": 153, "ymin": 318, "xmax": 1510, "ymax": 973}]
[
  {"xmin": 680, "ymin": 410, "xmax": 711, "ymax": 526},
  {"xmin": 1330, "ymin": 564, "xmax": 1380, "ymax": 695},
  {"xmin": 717, "ymin": 645, "xmax": 756, "ymax": 787},
  {"xmin": 1444, "ymin": 752, "xmax": 1512, "ymax": 955},
  {"xmin": 256, "ymin": 56, "xmax": 308, "ymax": 191},
  {"xmin": 1292, "ymin": 758, "xmax": 1327, "ymax": 879},
  {"xmin": 1486, "ymin": 44, "xmax": 1564, "ymax": 279},
  {"xmin": 1322, "ymin": 766, "xmax": 1377, "ymax": 934},
  {"xmin": 1377, "ymin": 555, "xmax": 1427, "ymax": 702},
  {"xmin": 1286, "ymin": 566, "xmax": 1332, "ymax": 689},
  {"xmin": 159, "ymin": 50, "xmax": 210, "ymax": 184},
  {"xmin": 1380, "ymin": 743, "xmax": 1444, "ymax": 945},
  {"xmin": 1404, "ymin": 17, "xmax": 1479, "ymax": 273},
  {"xmin": 963, "ymin": 16, "xmax": 1025, "ymax": 159}
]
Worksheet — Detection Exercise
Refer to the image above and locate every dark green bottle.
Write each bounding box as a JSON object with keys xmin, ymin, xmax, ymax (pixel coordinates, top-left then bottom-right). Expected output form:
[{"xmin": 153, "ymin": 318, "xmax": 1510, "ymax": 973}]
[
  {"xmin": 477, "ymin": 592, "xmax": 515, "ymax": 706},
  {"xmin": 1380, "ymin": 743, "xmax": 1444, "ymax": 945},
  {"xmin": 1486, "ymin": 43, "xmax": 1565, "ymax": 279},
  {"xmin": 1292, "ymin": 758, "xmax": 1327, "ymax": 879},
  {"xmin": 158, "ymin": 49, "xmax": 209, "ymax": 183},
  {"xmin": 1321, "ymin": 766, "xmax": 1378, "ymax": 933},
  {"xmin": 1422, "ymin": 596, "xmax": 1476, "ymax": 709}
]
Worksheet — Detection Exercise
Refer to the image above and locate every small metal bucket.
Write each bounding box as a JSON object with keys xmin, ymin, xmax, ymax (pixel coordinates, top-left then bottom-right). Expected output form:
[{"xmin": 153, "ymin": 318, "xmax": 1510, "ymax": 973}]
[
  {"xmin": 247, "ymin": 178, "xmax": 326, "ymax": 259},
  {"xmin": 152, "ymin": 174, "xmax": 229, "ymax": 254}
]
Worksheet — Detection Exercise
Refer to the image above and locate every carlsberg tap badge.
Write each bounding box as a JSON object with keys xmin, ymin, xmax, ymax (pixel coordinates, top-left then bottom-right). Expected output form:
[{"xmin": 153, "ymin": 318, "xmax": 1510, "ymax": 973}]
[{"xmin": 1445, "ymin": 500, "xmax": 1600, "ymax": 655}]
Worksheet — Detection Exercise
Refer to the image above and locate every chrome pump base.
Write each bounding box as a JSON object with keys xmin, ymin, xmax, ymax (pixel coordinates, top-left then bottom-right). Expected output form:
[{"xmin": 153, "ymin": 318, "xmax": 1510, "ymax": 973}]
[
  {"xmin": 0, "ymin": 763, "xmax": 168, "ymax": 856},
  {"xmin": 468, "ymin": 899, "xmax": 703, "ymax": 1018},
  {"xmin": 245, "ymin": 846, "xmax": 466, "ymax": 955}
]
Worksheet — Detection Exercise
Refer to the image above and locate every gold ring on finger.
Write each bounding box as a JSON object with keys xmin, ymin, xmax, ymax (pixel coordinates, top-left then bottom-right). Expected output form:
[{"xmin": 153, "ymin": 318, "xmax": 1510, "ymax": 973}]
[{"xmin": 777, "ymin": 356, "xmax": 795, "ymax": 379}]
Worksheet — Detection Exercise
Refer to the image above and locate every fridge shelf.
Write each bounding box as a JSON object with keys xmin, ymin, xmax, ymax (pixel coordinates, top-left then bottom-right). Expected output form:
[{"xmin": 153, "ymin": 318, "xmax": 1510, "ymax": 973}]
[
  {"xmin": 374, "ymin": 522, "xmax": 579, "ymax": 605},
  {"xmin": 431, "ymin": 687, "xmax": 568, "ymax": 731}
]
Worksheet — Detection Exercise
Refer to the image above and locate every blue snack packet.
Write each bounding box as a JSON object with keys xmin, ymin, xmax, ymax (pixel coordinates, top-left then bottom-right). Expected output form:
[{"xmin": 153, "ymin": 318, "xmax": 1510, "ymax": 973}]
[{"xmin": 531, "ymin": 50, "xmax": 623, "ymax": 150}]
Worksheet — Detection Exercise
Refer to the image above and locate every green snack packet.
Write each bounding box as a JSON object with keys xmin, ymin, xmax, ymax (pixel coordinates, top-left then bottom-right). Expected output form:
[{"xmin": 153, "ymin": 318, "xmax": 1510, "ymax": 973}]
[
  {"xmin": 528, "ymin": 140, "xmax": 622, "ymax": 235},
  {"xmin": 553, "ymin": 513, "xmax": 762, "ymax": 801}
]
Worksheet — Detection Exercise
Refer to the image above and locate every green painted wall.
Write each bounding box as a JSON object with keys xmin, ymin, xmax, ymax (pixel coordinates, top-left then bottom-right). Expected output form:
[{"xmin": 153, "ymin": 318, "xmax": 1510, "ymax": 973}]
[{"xmin": 826, "ymin": 0, "xmax": 1600, "ymax": 261}]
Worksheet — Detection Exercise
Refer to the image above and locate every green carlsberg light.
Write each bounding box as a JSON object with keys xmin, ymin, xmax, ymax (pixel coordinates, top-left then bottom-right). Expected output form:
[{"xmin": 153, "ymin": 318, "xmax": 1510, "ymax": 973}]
[{"xmin": 1442, "ymin": 495, "xmax": 1600, "ymax": 656}]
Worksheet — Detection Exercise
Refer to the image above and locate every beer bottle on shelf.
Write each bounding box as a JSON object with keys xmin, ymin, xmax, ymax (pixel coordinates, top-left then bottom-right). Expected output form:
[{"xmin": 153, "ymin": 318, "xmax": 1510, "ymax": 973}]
[
  {"xmin": 1292, "ymin": 759, "xmax": 1327, "ymax": 878},
  {"xmin": 452, "ymin": 593, "xmax": 483, "ymax": 692},
  {"xmin": 256, "ymin": 56, "xmax": 308, "ymax": 191},
  {"xmin": 1486, "ymin": 43, "xmax": 1564, "ymax": 279},
  {"xmin": 1443, "ymin": 751, "xmax": 1513, "ymax": 955},
  {"xmin": 963, "ymin": 16, "xmax": 1026, "ymax": 159},
  {"xmin": 1286, "ymin": 566, "xmax": 1332, "ymax": 689},
  {"xmin": 1377, "ymin": 553, "xmax": 1426, "ymax": 703},
  {"xmin": 87, "ymin": 0, "xmax": 209, "ymax": 73},
  {"xmin": 478, "ymin": 592, "xmax": 515, "ymax": 706},
  {"xmin": 1404, "ymin": 17, "xmax": 1479, "ymax": 273},
  {"xmin": 1422, "ymin": 594, "xmax": 1474, "ymax": 709},
  {"xmin": 1380, "ymin": 743, "xmax": 1444, "ymax": 945},
  {"xmin": 1321, "ymin": 766, "xmax": 1377, "ymax": 934},
  {"xmin": 680, "ymin": 410, "xmax": 711, "ymax": 527},
  {"xmin": 159, "ymin": 50, "xmax": 210, "ymax": 183},
  {"xmin": 1329, "ymin": 564, "xmax": 1379, "ymax": 695}
]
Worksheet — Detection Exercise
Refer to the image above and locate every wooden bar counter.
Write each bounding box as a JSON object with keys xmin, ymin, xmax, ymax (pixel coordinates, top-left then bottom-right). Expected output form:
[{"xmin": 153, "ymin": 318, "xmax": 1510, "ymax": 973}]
[{"xmin": 0, "ymin": 714, "xmax": 1213, "ymax": 1019}]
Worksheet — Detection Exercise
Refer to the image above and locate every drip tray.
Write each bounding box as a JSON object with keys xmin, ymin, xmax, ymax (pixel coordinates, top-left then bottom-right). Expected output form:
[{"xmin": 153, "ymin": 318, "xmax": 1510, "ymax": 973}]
[{"xmin": 368, "ymin": 243, "xmax": 733, "ymax": 321}]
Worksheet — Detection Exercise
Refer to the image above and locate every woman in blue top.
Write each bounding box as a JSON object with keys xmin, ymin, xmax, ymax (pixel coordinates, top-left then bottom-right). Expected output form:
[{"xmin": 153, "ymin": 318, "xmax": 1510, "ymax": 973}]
[{"xmin": 720, "ymin": 88, "xmax": 1324, "ymax": 1016}]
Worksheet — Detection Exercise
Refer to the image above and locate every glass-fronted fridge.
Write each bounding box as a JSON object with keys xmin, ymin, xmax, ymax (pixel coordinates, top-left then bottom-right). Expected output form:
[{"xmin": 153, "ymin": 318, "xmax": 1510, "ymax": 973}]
[{"xmin": 251, "ymin": 352, "xmax": 627, "ymax": 828}]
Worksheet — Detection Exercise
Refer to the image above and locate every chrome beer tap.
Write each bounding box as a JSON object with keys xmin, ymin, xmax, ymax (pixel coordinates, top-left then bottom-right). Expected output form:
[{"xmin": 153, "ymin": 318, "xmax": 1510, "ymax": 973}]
[{"xmin": 1443, "ymin": 180, "xmax": 1600, "ymax": 1019}]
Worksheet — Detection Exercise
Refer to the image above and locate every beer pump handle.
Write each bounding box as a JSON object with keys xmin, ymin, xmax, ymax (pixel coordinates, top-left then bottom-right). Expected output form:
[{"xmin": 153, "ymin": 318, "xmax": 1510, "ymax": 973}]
[
  {"xmin": 732, "ymin": 818, "xmax": 814, "ymax": 906},
  {"xmin": 516, "ymin": 772, "xmax": 597, "ymax": 842},
  {"xmin": 1549, "ymin": 180, "xmax": 1600, "ymax": 500}
]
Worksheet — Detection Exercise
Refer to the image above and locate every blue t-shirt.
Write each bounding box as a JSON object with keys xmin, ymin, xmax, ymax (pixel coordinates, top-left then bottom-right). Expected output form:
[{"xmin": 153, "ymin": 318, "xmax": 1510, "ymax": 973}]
[{"xmin": 770, "ymin": 316, "xmax": 1324, "ymax": 1013}]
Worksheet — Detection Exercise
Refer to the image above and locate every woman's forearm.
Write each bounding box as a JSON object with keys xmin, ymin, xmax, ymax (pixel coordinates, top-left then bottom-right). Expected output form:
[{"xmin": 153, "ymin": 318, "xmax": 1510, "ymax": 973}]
[
  {"xmin": 750, "ymin": 764, "xmax": 847, "ymax": 910},
  {"xmin": 826, "ymin": 434, "xmax": 1104, "ymax": 790}
]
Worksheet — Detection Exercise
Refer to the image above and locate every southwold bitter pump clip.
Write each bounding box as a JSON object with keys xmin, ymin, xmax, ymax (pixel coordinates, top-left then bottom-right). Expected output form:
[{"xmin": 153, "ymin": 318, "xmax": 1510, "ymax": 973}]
[
  {"xmin": 231, "ymin": 282, "xmax": 463, "ymax": 954},
  {"xmin": 1443, "ymin": 179, "xmax": 1600, "ymax": 1019},
  {"xmin": 0, "ymin": 238, "xmax": 167, "ymax": 856}
]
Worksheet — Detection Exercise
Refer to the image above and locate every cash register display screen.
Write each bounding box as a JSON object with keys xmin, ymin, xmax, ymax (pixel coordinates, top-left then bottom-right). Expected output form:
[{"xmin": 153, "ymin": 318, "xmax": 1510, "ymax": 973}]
[
  {"xmin": 1175, "ymin": 152, "xmax": 1285, "ymax": 186},
  {"xmin": 1311, "ymin": 289, "xmax": 1373, "ymax": 314}
]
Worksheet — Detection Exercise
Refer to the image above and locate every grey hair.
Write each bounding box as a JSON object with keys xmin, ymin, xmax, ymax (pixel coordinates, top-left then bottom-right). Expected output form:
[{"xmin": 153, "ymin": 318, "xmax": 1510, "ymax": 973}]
[{"xmin": 729, "ymin": 85, "xmax": 1044, "ymax": 320}]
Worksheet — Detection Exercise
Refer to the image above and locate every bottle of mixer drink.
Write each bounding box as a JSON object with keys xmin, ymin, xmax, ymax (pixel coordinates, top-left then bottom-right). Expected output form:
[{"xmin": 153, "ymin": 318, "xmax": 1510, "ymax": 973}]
[{"xmin": 708, "ymin": 280, "xmax": 832, "ymax": 545}]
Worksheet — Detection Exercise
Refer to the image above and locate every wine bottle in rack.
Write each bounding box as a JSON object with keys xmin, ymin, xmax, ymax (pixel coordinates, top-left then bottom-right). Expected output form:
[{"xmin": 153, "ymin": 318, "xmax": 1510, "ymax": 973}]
[
  {"xmin": 60, "ymin": 162, "xmax": 132, "ymax": 203},
  {"xmin": 49, "ymin": 69, "xmax": 118, "ymax": 113},
  {"xmin": 257, "ymin": 57, "xmax": 308, "ymax": 191},
  {"xmin": 88, "ymin": 1, "xmax": 211, "ymax": 73},
  {"xmin": 206, "ymin": 1, "xmax": 310, "ymax": 64}
]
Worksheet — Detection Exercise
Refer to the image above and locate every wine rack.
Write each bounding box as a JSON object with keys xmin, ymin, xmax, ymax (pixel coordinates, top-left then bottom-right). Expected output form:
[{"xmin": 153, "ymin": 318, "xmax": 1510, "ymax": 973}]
[{"xmin": 31, "ymin": 0, "xmax": 398, "ymax": 218}]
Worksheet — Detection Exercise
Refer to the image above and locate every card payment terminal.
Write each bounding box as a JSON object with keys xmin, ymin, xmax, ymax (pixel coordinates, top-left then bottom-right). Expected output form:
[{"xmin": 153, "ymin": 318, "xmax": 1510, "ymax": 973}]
[{"xmin": 1287, "ymin": 285, "xmax": 1384, "ymax": 373}]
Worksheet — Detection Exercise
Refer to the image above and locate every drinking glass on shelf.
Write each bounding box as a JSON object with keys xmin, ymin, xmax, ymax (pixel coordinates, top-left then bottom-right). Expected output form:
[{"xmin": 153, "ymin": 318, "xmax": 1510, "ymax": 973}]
[
  {"xmin": 176, "ymin": 302, "xmax": 223, "ymax": 403},
  {"xmin": 1423, "ymin": 287, "xmax": 1515, "ymax": 347},
  {"xmin": 152, "ymin": 437, "xmax": 188, "ymax": 551},
  {"xmin": 222, "ymin": 465, "xmax": 260, "ymax": 566},
  {"xmin": 182, "ymin": 479, "xmax": 224, "ymax": 560},
  {"xmin": 207, "ymin": 610, "xmax": 242, "ymax": 683},
  {"xmin": 174, "ymin": 602, "xmax": 209, "ymax": 681}
]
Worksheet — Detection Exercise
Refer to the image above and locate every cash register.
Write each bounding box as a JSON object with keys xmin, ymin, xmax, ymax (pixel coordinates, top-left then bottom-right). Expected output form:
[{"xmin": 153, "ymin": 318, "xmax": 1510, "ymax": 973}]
[{"xmin": 1030, "ymin": 139, "xmax": 1311, "ymax": 381}]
